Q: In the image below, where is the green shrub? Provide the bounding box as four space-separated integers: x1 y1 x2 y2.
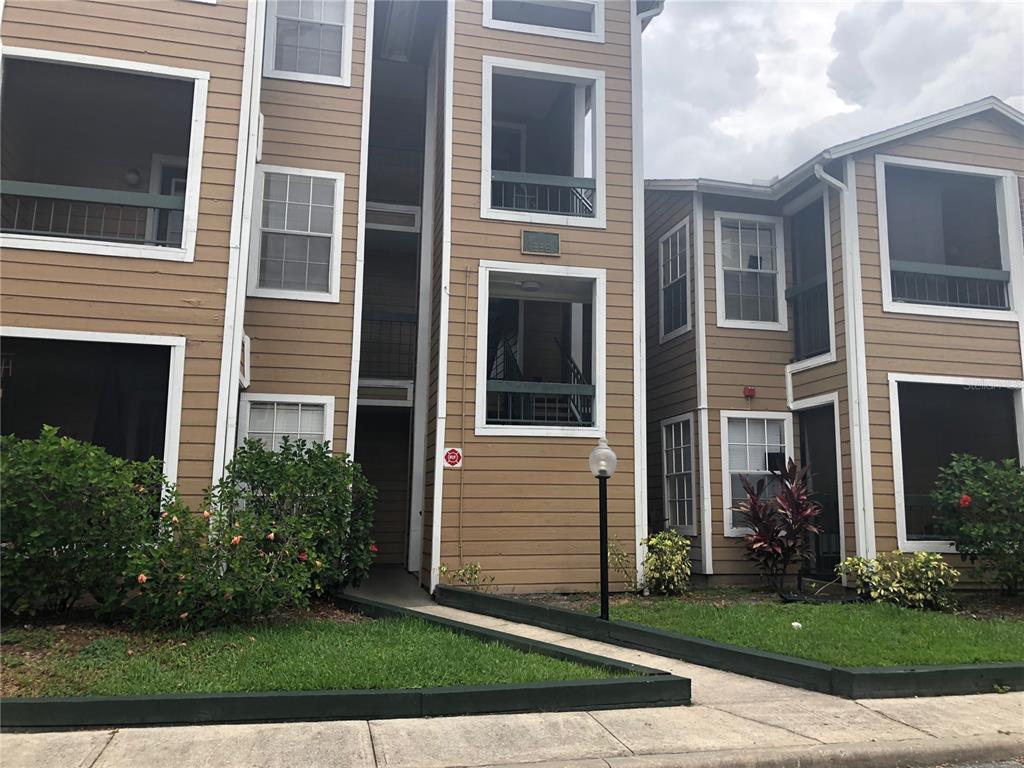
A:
640 531 691 595
0 427 167 618
837 551 959 610
932 454 1024 595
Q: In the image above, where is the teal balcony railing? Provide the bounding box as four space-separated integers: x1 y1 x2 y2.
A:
491 171 595 218
1 180 186 247
890 260 1010 310
486 380 595 427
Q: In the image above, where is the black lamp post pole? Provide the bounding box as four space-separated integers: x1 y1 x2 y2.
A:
598 473 609 621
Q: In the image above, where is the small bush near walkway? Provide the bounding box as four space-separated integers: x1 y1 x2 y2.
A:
838 551 959 611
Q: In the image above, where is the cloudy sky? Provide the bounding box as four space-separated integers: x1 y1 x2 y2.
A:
642 0 1024 182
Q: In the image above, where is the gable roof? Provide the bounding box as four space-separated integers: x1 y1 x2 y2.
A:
647 96 1024 200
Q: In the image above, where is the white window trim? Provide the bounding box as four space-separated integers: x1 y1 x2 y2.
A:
659 217 692 343
720 409 795 537
0 47 208 264
237 392 336 447
0 325 186 488
875 154 1022 323
714 211 788 331
480 56 607 230
482 0 604 43
474 259 606 437
889 372 1024 554
660 412 696 535
247 164 345 303
263 0 355 87
358 378 414 408
183 0 217 4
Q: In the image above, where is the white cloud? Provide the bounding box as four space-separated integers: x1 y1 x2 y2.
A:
643 0 1023 182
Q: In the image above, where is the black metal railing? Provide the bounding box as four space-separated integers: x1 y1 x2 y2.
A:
904 493 945 541
360 312 417 380
890 260 1010 310
786 275 830 361
1 180 186 247
487 380 596 427
491 170 595 217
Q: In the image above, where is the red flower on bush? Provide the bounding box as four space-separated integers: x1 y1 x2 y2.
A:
298 551 309 562
137 573 148 584
370 544 379 554
230 535 242 546
266 532 275 541
960 494 972 508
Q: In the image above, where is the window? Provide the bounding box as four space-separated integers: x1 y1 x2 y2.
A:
661 415 695 533
877 156 1017 319
721 412 793 536
786 192 832 362
715 213 786 330
248 166 343 302
475 261 605 437
659 219 690 341
890 375 1022 551
481 57 606 228
0 49 208 262
264 0 355 86
483 0 604 43
238 394 335 449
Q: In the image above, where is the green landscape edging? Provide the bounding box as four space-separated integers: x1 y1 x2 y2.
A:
0 594 690 731
434 586 1024 699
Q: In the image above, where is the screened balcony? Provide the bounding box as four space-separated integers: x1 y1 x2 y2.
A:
786 194 831 361
487 69 597 219
884 164 1011 311
0 57 195 251
359 228 419 381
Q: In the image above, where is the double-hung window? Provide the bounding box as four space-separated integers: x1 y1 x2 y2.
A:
716 213 786 330
265 0 354 86
659 219 690 341
238 394 335 450
248 166 343 302
661 415 695 533
721 412 793 535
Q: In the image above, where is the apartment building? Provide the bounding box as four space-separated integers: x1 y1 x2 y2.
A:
0 0 662 592
645 97 1024 581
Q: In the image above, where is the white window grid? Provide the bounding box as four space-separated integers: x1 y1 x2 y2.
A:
662 416 695 532
726 417 787 531
272 0 346 77
660 220 689 339
721 218 779 323
244 401 327 450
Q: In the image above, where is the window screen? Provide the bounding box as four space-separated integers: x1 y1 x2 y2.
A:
660 223 688 336
258 172 335 293
721 218 779 323
662 418 694 530
273 0 347 78
245 401 326 450
727 417 786 530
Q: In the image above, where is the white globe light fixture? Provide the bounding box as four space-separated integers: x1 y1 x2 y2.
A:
589 438 617 620
588 437 617 478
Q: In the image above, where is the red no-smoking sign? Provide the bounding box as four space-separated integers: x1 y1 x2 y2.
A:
443 447 463 469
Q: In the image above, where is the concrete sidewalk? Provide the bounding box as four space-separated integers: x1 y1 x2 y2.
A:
4 581 1023 767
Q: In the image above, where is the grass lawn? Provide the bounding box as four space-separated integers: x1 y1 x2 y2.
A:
542 591 1024 668
0 606 623 698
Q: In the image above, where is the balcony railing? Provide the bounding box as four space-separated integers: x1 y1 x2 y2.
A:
0 180 186 247
890 260 1010 311
491 171 595 218
786 275 830 361
487 380 595 427
360 312 417 380
904 493 944 541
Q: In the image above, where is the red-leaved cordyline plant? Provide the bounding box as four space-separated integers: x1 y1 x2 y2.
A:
733 459 822 595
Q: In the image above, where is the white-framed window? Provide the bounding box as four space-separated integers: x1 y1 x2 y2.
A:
247 165 344 302
264 0 355 87
475 260 606 437
889 373 1023 553
481 56 606 229
720 410 794 536
0 48 209 263
482 0 604 43
661 414 696 534
238 393 335 449
714 212 787 331
659 218 691 342
876 154 1021 322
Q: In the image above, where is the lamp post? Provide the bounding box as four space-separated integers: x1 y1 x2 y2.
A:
588 438 617 621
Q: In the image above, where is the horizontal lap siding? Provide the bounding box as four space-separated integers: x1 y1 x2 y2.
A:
644 189 700 558
242 1 369 452
856 114 1024 555
438 0 637 592
0 0 248 502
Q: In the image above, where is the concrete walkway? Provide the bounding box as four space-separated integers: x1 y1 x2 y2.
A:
4 575 1023 768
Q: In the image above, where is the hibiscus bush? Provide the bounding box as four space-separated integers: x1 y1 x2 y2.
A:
0 427 168 618
932 454 1024 595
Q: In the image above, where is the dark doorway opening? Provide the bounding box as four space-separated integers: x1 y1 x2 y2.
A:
355 405 413 567
799 404 841 576
1 337 170 462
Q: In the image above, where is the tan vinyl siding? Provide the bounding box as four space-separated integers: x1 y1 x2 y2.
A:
436 0 637 591
0 0 249 503
853 114 1024 555
242 0 369 453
